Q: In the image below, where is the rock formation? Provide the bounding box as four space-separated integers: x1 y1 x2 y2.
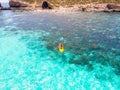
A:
9 0 28 8
0 3 1 10
106 4 120 12
0 0 120 12
42 1 53 9
9 0 21 7
107 4 120 9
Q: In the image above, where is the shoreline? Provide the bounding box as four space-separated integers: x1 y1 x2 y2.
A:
0 1 120 13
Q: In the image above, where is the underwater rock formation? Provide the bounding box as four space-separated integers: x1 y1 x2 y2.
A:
69 59 89 66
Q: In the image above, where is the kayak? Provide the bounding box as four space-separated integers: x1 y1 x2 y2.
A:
59 47 64 53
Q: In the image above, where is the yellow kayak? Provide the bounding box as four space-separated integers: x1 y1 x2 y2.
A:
58 43 64 53
59 47 64 53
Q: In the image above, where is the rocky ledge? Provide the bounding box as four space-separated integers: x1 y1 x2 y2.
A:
9 0 31 10
0 0 30 10
59 3 120 12
104 4 120 12
8 0 53 10
0 0 120 12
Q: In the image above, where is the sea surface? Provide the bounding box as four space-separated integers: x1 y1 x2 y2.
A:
0 10 120 90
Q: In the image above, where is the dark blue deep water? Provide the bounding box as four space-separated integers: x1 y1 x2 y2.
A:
0 11 120 89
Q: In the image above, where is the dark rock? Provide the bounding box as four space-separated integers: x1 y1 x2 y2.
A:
104 9 120 13
112 9 120 12
82 8 86 12
9 0 28 8
87 64 94 71
106 4 120 10
69 60 83 65
114 68 120 76
107 4 114 9
1 7 11 10
69 57 89 66
42 1 52 9
9 1 21 8
0 3 1 7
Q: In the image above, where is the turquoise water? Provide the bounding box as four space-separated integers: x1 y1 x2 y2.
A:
0 11 120 90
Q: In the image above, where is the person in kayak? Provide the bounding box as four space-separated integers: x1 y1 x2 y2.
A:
58 43 64 53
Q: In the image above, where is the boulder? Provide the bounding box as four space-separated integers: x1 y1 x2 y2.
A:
9 1 21 8
105 4 120 12
82 7 86 11
9 0 28 8
42 1 52 9
106 4 120 10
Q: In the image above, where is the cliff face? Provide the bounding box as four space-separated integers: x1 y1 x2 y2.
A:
21 0 120 5
19 0 120 11
9 0 53 9
1 0 120 12
9 0 120 8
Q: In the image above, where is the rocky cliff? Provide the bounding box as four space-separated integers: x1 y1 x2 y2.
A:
1 0 120 12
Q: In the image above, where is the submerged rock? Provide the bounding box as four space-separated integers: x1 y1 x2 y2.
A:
69 58 94 71
114 68 120 76
87 63 94 71
90 43 101 50
69 57 89 66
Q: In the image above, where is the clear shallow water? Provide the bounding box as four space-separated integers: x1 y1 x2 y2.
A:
0 11 120 90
